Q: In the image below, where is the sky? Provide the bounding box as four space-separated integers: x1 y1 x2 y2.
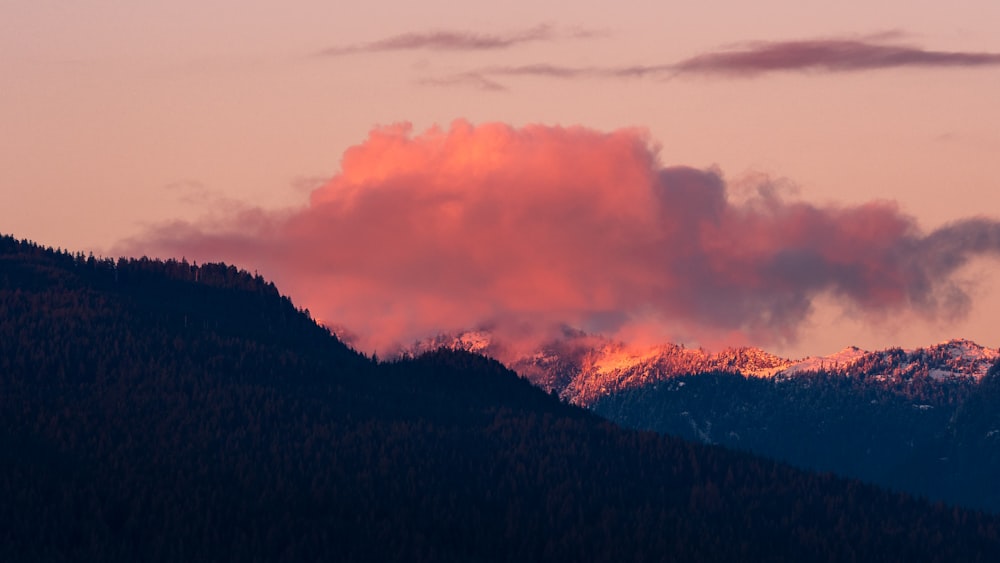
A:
3 1 1000 358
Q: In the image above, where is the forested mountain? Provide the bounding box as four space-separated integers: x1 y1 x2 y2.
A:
415 328 1000 512
591 363 1000 513
4 234 1000 562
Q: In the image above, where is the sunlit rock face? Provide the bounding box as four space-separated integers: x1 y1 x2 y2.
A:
410 330 999 405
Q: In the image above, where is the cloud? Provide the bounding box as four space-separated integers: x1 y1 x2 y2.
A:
416 63 672 92
421 63 671 90
494 62 673 79
123 121 1000 354
672 37 1000 77
317 24 594 56
422 35 1000 89
417 72 508 92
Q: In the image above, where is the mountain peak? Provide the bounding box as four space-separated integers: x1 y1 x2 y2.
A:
408 329 998 405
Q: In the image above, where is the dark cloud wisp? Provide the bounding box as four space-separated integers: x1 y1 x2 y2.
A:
422 36 1000 89
672 38 1000 77
318 24 585 56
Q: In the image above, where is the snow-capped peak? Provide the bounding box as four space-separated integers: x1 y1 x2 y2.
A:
405 329 999 405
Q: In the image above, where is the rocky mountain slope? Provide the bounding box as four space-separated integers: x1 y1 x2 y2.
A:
412 330 999 405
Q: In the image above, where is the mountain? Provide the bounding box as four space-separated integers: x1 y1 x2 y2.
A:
411 330 1000 512
587 349 1000 512
410 329 1000 405
777 339 999 380
5 233 1000 561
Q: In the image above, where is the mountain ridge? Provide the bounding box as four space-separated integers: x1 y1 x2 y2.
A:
409 330 999 405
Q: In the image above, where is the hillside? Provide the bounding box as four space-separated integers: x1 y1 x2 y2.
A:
415 329 1000 512
591 363 1000 513
3 234 1000 562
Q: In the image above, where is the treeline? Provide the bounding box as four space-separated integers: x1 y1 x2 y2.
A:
3 234 1000 562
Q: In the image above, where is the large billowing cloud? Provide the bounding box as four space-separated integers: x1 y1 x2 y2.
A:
126 121 1000 354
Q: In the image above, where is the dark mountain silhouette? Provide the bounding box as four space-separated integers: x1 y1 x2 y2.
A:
3 233 1000 562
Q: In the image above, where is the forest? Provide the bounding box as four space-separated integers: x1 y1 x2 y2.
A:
592 359 1000 513
3 234 1000 562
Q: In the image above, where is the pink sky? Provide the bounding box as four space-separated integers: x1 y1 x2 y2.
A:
3 2 999 357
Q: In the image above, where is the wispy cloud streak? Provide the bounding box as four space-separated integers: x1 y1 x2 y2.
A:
423 35 1000 89
493 63 670 79
673 38 1000 77
423 63 672 91
317 24 594 56
417 72 509 92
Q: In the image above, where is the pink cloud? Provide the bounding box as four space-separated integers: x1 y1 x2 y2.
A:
124 121 1000 354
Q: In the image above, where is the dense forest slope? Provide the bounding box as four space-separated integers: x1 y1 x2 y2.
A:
3 234 1000 562
592 363 1000 513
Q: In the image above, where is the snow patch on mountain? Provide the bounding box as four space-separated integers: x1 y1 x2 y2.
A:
780 346 868 376
407 330 999 405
